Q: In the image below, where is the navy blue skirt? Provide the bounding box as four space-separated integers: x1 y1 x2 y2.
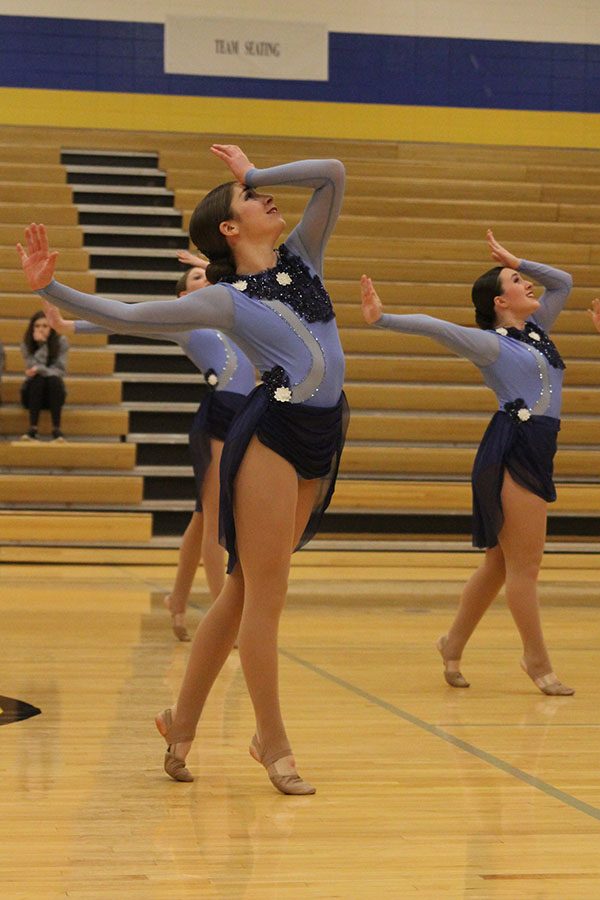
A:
219 386 349 572
188 390 248 512
472 410 560 549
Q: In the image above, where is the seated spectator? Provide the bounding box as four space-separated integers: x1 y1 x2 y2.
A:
20 310 68 441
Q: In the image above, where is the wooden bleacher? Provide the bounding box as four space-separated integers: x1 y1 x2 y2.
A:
0 124 599 555
0 139 148 547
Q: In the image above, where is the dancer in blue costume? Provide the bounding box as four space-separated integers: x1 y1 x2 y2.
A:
42 257 256 642
361 230 574 697
18 144 347 793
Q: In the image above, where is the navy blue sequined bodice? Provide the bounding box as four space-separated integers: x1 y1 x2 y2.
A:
221 244 335 324
504 321 565 371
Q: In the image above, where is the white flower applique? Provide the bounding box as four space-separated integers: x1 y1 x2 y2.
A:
232 279 248 291
495 327 508 336
528 331 541 341
517 408 531 422
276 271 292 286
274 386 292 402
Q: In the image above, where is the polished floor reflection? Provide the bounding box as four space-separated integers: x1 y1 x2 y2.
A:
1 557 600 899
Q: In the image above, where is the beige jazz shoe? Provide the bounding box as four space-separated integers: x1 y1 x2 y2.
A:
155 708 194 782
436 636 470 688
163 595 191 642
249 735 316 795
520 659 575 696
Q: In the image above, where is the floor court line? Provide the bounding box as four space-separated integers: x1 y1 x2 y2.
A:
280 647 600 824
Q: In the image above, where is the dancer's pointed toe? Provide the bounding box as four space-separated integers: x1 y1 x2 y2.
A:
249 735 316 795
155 708 195 782
437 636 470 688
520 659 574 696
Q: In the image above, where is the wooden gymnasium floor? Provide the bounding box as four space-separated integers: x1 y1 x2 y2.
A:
2 549 600 899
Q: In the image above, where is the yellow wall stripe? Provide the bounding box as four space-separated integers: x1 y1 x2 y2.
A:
2 87 600 148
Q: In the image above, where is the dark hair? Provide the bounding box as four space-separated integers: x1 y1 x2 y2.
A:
23 310 60 364
471 266 504 330
189 181 237 283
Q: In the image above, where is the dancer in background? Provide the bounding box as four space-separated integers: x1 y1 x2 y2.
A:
20 310 68 441
19 144 347 793
43 256 256 642
361 230 574 696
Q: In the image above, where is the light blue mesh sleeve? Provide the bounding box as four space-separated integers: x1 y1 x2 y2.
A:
74 320 189 345
245 159 345 277
519 259 573 333
38 281 234 334
376 314 500 367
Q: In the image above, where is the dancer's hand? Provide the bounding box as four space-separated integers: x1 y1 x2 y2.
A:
16 223 58 290
589 298 600 333
210 144 254 183
41 299 74 335
25 366 37 377
486 229 521 269
361 274 384 324
176 249 208 270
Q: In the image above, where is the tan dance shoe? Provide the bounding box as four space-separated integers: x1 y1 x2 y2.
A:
520 659 575 696
436 636 470 688
163 595 191 642
249 735 316 795
155 708 194 782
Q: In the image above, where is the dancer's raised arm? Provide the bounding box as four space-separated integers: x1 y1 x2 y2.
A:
212 145 345 276
487 229 572 332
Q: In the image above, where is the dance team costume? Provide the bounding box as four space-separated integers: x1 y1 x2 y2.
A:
38 159 348 567
374 260 572 547
74 322 255 510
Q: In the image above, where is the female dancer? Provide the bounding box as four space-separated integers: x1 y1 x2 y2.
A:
20 310 68 441
18 144 347 793
42 258 256 642
361 230 574 696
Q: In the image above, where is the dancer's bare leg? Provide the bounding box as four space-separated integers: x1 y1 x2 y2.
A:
497 472 552 678
163 566 245 755
200 439 226 601
443 545 506 662
235 438 318 764
164 439 227 639
159 437 317 770
164 512 204 639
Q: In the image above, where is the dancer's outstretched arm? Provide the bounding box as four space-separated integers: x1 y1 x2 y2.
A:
18 224 233 334
42 299 191 346
361 274 499 367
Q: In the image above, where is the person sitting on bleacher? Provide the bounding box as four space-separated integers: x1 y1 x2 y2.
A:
19 310 68 441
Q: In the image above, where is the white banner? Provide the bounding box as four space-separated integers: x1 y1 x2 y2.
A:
164 15 329 81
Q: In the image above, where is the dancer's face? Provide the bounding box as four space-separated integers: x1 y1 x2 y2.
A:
183 266 208 294
33 317 50 342
495 268 539 319
223 184 285 242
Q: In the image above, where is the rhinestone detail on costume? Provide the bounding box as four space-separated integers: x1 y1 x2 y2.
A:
502 321 565 371
214 332 238 390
